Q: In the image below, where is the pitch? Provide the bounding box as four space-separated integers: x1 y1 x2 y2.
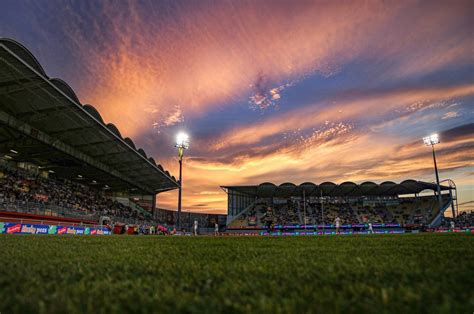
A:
0 234 472 313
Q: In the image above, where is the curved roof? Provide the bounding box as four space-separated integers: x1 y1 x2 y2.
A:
222 180 451 197
0 38 178 194
0 38 47 76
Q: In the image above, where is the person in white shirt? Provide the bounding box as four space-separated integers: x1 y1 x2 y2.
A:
334 216 341 233
368 222 373 234
214 223 219 236
193 220 198 236
450 221 455 232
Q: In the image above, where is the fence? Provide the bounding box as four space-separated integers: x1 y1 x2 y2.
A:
0 200 157 226
0 199 99 221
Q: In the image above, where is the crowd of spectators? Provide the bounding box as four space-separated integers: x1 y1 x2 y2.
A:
232 195 450 227
303 201 359 225
250 199 360 227
0 166 148 222
269 200 300 225
441 211 474 228
154 208 223 230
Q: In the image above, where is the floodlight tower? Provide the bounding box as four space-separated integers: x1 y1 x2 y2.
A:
175 132 189 230
423 134 444 215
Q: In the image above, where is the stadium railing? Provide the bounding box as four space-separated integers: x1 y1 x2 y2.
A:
0 200 157 226
108 216 150 226
0 216 104 229
0 200 99 221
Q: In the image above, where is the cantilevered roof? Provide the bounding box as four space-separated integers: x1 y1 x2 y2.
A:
0 38 178 194
222 180 452 197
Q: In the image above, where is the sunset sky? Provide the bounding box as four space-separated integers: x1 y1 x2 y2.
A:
1 0 473 214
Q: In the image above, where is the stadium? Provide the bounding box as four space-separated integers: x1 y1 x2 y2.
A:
223 180 459 234
1 1 474 312
0 38 229 235
0 38 175 232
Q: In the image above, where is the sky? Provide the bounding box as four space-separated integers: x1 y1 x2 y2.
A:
1 0 473 214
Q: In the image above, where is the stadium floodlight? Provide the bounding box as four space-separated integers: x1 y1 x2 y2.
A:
423 133 444 216
10 149 18 154
423 133 439 146
175 132 190 230
175 132 190 150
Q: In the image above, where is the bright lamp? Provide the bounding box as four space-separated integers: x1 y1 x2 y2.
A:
175 132 190 149
423 134 439 146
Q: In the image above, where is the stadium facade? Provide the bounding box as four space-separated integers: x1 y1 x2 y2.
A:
0 38 180 227
222 181 458 234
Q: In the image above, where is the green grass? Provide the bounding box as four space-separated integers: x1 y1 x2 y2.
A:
0 234 472 314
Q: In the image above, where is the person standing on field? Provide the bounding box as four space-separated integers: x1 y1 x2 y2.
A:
334 216 341 234
368 222 373 234
214 222 219 236
193 220 198 236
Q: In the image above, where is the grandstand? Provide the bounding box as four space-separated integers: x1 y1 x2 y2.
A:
0 38 179 228
222 181 457 233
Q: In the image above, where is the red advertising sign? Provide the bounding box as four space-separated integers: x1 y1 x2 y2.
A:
7 224 21 234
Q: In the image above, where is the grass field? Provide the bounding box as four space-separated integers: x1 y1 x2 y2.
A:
0 233 473 313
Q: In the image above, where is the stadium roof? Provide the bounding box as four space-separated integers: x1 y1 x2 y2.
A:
222 180 452 197
0 38 178 194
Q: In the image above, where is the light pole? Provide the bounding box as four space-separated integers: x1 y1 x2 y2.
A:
423 133 444 215
175 132 189 230
320 190 324 233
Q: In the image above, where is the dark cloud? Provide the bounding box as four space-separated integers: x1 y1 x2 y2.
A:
441 123 474 142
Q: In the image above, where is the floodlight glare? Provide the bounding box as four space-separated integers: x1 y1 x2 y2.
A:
175 132 190 149
423 132 444 216
423 133 439 146
175 131 190 230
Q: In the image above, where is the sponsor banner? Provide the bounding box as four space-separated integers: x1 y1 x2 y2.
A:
86 227 110 235
96 228 111 235
260 230 406 236
229 223 402 230
34 225 49 234
19 224 49 234
3 223 53 234
6 223 21 234
48 225 57 234
0 223 110 235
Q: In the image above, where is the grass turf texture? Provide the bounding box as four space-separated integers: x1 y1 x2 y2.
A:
0 234 472 313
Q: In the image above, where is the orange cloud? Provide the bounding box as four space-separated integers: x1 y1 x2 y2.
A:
46 0 472 138
157 125 473 213
209 84 474 150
